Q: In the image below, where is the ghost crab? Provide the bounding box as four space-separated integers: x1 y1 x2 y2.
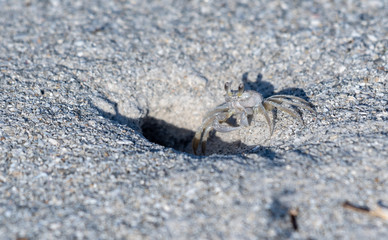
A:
192 82 316 155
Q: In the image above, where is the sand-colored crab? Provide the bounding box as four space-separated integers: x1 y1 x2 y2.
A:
192 82 316 155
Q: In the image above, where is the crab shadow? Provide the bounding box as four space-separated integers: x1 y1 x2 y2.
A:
242 72 274 97
242 72 312 100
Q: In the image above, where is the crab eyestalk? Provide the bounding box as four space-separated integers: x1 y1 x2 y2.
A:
237 83 244 96
224 82 232 96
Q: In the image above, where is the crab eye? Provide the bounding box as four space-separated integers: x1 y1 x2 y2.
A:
237 83 244 96
224 82 232 96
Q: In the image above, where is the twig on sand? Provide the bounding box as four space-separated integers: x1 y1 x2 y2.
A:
342 201 388 220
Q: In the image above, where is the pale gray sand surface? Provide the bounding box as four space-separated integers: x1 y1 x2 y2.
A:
0 0 387 239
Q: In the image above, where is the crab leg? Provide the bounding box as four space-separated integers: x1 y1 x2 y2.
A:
266 96 316 114
193 110 243 155
238 110 249 127
192 128 204 155
267 95 314 107
192 119 214 155
201 104 229 124
256 103 273 136
264 100 303 124
193 106 229 151
201 114 244 154
192 111 228 155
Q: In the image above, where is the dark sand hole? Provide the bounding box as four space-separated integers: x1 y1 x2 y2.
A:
139 115 259 155
140 116 195 153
